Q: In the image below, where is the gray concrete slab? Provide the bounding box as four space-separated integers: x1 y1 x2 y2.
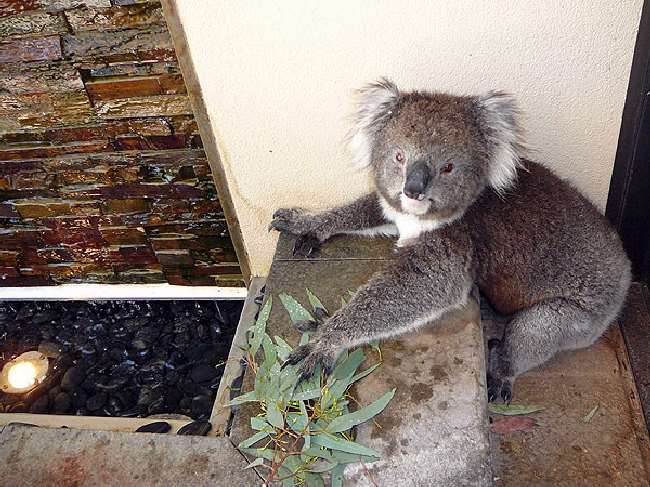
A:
230 234 492 486
0 424 260 486
345 300 492 486
274 232 396 261
489 324 650 486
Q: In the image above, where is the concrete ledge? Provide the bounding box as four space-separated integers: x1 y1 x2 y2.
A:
0 423 259 486
230 234 492 486
345 301 491 486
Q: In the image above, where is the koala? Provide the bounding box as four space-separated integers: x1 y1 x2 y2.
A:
270 78 631 402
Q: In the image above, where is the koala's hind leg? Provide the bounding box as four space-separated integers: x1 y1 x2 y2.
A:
487 298 602 402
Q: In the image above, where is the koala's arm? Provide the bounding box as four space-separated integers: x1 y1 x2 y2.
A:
269 192 392 252
285 225 474 379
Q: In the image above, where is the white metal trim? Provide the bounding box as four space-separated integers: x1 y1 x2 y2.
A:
0 284 247 301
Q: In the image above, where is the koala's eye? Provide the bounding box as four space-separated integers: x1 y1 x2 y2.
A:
394 150 405 164
441 163 454 174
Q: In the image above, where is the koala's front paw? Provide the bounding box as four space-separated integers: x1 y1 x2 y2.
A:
269 208 314 235
269 208 324 256
283 341 338 382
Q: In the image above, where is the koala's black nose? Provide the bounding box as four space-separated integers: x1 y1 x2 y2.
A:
403 160 429 200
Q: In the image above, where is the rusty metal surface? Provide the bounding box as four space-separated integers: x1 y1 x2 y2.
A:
0 424 260 486
490 324 650 486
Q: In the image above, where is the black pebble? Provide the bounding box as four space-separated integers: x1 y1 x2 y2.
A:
86 392 108 412
190 364 218 384
190 394 212 418
53 392 71 413
135 421 171 433
30 395 49 414
60 366 86 391
177 420 211 436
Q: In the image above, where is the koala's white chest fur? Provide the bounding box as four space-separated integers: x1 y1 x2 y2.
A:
380 197 446 246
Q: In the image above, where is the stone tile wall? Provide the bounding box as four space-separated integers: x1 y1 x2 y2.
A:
0 0 243 286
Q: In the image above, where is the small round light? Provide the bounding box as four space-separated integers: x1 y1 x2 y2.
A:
0 351 49 394
8 361 37 390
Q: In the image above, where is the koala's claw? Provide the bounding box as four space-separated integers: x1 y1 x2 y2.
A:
284 343 337 382
292 234 321 256
487 373 513 404
293 320 320 332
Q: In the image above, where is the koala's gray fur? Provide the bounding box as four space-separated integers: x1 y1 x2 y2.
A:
270 78 631 402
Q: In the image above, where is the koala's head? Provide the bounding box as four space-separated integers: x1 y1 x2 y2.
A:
347 78 525 219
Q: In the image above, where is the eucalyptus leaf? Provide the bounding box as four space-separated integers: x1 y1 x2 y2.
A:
306 288 328 314
488 403 545 416
275 335 293 361
266 400 284 429
305 472 325 487
311 433 381 457
327 388 396 433
307 461 337 473
249 297 272 356
303 447 379 465
282 476 296 487
251 416 270 431
238 430 269 449
279 293 314 322
351 363 381 384
227 390 257 406
331 464 345 487
244 457 265 469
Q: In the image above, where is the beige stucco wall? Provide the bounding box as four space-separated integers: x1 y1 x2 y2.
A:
172 0 642 277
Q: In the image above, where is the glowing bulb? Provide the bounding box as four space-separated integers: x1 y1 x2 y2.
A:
0 351 49 394
7 361 37 390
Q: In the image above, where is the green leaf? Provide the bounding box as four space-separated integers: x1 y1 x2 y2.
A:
241 448 277 462
274 335 293 361
347 289 356 297
305 473 325 487
266 400 284 429
332 348 365 381
238 430 269 449
488 403 545 416
351 363 381 384
227 390 257 406
582 404 599 423
282 476 296 487
311 433 381 457
306 288 328 314
287 400 309 432
262 334 277 363
307 461 336 473
293 386 321 401
322 349 365 409
279 293 314 322
299 332 311 346
244 457 265 469
330 450 379 464
327 388 396 433
302 447 379 465
331 464 345 487
250 416 270 431
249 297 272 356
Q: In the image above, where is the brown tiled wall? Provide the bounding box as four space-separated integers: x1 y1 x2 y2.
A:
0 0 243 287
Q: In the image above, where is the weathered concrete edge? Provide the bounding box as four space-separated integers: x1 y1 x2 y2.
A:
210 277 266 435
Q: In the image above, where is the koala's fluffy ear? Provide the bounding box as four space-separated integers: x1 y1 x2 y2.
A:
347 78 401 169
476 91 526 194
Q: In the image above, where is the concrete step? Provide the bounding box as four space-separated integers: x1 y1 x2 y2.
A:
229 234 492 486
0 423 259 486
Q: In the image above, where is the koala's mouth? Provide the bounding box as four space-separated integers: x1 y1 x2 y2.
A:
399 193 431 215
